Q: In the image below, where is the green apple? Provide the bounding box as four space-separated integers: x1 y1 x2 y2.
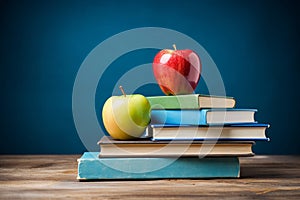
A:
102 86 151 140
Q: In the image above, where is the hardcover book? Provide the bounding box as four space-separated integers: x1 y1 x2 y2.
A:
97 136 255 157
151 108 257 125
148 123 270 141
77 152 240 180
147 94 236 109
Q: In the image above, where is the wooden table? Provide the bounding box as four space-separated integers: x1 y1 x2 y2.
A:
0 155 299 199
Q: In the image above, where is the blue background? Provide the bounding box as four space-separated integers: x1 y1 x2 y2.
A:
1 0 299 154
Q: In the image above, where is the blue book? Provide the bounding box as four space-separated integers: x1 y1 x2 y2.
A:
77 152 240 180
151 109 257 125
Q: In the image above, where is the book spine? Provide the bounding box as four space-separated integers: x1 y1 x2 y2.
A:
151 110 207 125
147 95 199 109
77 152 240 180
151 138 269 142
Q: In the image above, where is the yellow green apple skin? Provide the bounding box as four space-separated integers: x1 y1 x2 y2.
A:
102 94 151 140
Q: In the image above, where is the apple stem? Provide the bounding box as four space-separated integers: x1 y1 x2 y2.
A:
173 44 177 51
119 86 126 97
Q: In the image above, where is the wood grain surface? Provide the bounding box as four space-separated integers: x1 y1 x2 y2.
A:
0 155 299 199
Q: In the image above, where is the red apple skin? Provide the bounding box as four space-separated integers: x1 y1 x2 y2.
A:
153 49 201 95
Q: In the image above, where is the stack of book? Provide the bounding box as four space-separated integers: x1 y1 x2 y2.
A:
77 94 269 180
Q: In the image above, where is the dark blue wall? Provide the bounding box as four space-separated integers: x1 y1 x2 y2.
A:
1 0 299 154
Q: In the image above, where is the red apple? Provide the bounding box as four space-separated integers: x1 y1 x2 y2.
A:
153 45 201 95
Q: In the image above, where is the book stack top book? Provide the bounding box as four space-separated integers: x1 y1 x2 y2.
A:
147 94 236 109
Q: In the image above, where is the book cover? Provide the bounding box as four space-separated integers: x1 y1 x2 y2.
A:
148 123 270 141
147 94 236 109
97 136 255 157
77 152 240 180
151 108 257 125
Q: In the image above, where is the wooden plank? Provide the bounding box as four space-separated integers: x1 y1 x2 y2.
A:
0 155 299 199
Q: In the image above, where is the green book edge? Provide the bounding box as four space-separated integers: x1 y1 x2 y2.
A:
146 94 235 109
147 94 199 109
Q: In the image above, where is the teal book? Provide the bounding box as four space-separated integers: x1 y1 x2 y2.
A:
151 108 257 125
77 152 240 180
